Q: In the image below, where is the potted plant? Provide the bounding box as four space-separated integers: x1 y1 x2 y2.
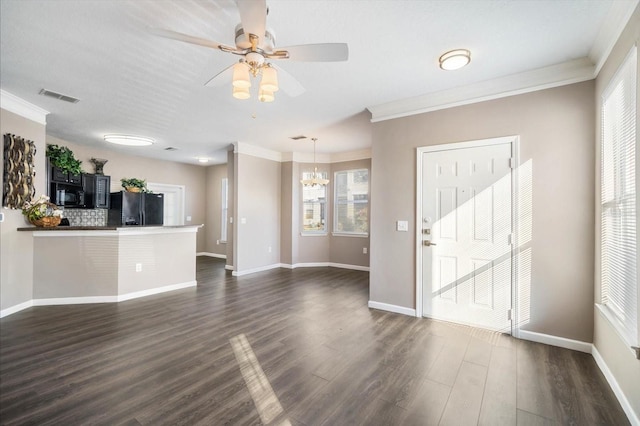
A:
46 144 82 175
22 194 63 227
120 177 148 193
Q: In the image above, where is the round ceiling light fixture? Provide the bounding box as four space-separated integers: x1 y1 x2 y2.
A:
196 157 210 163
439 49 471 71
104 134 154 146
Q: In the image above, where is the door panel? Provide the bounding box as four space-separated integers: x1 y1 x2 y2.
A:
422 143 512 331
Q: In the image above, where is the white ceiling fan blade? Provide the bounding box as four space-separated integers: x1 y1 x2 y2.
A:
236 0 267 41
204 64 235 87
272 64 305 97
273 43 349 62
149 27 235 51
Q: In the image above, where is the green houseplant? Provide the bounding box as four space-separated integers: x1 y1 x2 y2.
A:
120 177 148 193
46 144 82 175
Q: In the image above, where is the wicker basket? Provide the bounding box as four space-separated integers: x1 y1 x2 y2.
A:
30 216 62 227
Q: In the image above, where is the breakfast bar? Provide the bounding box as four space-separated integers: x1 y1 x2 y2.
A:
18 225 202 304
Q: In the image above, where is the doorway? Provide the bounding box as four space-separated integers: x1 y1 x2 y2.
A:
146 182 185 226
416 136 517 332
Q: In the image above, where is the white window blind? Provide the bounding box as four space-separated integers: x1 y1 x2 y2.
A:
601 46 638 347
221 178 228 242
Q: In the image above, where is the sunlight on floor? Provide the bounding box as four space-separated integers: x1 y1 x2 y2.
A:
230 334 291 426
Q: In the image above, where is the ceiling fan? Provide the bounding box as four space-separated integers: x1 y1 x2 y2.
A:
150 0 349 101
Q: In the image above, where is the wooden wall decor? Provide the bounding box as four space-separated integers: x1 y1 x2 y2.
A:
3 133 36 209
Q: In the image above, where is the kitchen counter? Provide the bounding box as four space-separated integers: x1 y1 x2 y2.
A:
26 225 202 305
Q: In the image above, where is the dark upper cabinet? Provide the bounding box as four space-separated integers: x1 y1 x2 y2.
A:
51 166 81 186
82 174 111 209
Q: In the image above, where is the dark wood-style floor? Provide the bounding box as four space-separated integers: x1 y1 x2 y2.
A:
0 257 629 425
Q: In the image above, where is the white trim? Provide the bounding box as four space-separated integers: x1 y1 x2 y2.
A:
368 58 595 123
368 301 416 317
595 304 639 357
31 226 201 237
33 296 119 305
225 265 234 271
0 300 34 318
232 263 283 276
235 142 282 162
146 182 186 226
518 330 592 354
330 149 372 163
328 262 369 271
241 262 370 273
415 136 519 324
589 0 640 75
197 252 227 259
331 232 369 238
0 89 49 125
117 280 197 301
592 346 640 426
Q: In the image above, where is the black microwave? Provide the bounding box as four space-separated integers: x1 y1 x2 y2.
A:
55 188 86 208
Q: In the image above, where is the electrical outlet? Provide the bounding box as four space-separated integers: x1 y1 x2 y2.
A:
397 220 409 232
216 239 220 245
135 263 142 272
186 216 192 222
268 246 272 253
363 247 368 254
241 218 247 224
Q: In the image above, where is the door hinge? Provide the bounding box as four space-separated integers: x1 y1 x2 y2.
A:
509 158 516 169
507 309 512 321
507 233 514 245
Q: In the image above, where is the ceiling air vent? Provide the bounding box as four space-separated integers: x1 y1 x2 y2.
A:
289 135 307 140
164 147 178 151
38 89 80 104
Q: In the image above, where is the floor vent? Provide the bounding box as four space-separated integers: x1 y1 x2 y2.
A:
38 89 80 103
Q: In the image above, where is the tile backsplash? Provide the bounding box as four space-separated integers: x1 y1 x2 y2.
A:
63 209 107 227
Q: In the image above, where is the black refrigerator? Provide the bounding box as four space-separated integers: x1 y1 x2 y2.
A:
108 192 164 226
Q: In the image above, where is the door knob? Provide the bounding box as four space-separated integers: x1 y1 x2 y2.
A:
423 240 437 246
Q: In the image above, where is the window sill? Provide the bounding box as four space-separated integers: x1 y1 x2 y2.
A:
219 240 227 244
300 233 328 237
331 232 369 238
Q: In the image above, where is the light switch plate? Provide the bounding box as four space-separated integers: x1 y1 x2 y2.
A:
397 220 409 232
241 218 247 224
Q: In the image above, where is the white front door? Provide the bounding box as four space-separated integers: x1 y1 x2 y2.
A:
421 140 513 331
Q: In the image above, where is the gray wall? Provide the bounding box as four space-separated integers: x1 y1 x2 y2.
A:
593 5 640 417
0 108 46 312
235 153 281 272
370 80 595 342
48 136 208 252
204 163 228 256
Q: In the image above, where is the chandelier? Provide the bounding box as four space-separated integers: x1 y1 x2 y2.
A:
300 138 329 187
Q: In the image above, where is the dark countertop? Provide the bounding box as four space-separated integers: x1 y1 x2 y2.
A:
17 225 203 231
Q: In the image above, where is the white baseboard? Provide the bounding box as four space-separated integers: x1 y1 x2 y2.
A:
518 329 592 353
225 265 234 271
592 346 640 426
232 263 283 276
0 300 34 318
368 300 416 317
1 281 198 317
280 262 370 272
197 252 227 259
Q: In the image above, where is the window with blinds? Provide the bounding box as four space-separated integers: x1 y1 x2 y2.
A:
600 46 638 346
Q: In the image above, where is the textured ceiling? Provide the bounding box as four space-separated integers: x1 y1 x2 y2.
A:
0 0 633 165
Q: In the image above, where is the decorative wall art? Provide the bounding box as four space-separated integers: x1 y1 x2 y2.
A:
3 133 36 209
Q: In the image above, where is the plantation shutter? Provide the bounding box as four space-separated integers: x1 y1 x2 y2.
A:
601 46 638 346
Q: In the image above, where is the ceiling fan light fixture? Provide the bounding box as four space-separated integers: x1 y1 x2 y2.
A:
232 62 251 88
258 88 275 103
439 49 471 71
104 134 154 146
260 66 279 92
233 85 251 100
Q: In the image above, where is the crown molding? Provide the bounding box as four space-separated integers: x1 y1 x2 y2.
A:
234 142 282 162
331 149 371 163
589 0 639 75
367 57 596 123
0 90 49 125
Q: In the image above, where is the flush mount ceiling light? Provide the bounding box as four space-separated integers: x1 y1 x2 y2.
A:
439 49 471 71
104 134 154 146
197 157 210 163
300 138 329 187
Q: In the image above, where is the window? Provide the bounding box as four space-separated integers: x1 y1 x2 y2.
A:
601 46 637 346
334 169 369 235
301 171 327 234
221 178 228 242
